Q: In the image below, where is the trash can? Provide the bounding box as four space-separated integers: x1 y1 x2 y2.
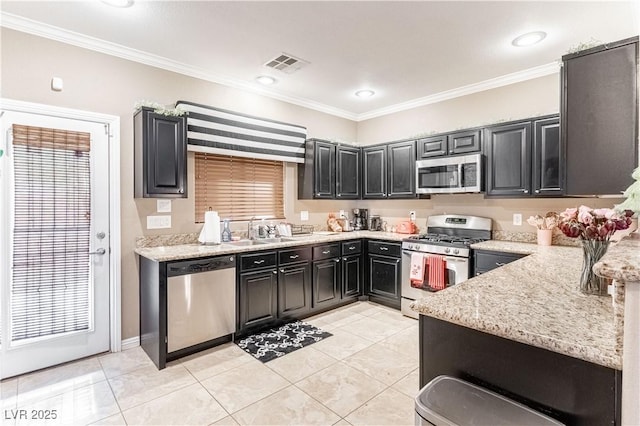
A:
415 376 564 426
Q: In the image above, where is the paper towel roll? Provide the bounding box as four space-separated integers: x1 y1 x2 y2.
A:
198 210 221 245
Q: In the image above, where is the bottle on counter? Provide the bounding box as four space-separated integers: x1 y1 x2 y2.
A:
221 219 232 242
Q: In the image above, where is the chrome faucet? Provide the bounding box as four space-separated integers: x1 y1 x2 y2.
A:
248 217 257 240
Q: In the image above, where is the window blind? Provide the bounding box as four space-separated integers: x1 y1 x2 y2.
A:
10 124 92 342
194 153 285 222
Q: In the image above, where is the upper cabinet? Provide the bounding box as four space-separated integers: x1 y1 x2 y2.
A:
298 138 360 199
134 107 187 198
485 115 562 197
363 140 416 199
562 37 638 195
417 129 481 159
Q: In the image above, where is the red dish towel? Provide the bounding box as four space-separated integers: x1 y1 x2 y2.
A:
410 252 426 287
427 254 447 290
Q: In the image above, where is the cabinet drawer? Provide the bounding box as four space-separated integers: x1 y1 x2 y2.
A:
367 240 401 257
240 251 277 271
313 244 340 260
474 250 526 274
341 240 362 255
279 246 312 265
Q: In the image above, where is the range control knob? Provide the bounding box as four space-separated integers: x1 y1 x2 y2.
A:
453 249 459 255
444 248 451 254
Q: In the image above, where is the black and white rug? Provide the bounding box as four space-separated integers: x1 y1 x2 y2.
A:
236 321 332 363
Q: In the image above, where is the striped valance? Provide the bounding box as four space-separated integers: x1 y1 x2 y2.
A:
176 100 307 163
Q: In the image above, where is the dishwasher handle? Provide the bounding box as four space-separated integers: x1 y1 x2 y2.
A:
167 256 236 277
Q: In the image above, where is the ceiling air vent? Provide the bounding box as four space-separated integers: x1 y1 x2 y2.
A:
264 53 309 74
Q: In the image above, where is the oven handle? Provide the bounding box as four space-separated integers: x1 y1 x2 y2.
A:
402 250 467 264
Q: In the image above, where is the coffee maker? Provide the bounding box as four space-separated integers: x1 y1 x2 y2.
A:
352 208 369 230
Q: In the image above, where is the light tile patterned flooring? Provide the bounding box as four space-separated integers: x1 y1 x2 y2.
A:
0 302 419 425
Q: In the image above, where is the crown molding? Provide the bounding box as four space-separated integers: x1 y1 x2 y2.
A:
2 12 559 123
355 62 561 121
0 12 358 121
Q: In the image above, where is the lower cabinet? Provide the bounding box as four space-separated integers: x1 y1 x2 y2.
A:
239 268 278 333
312 258 340 309
278 262 311 319
474 250 526 276
342 255 362 298
366 240 401 309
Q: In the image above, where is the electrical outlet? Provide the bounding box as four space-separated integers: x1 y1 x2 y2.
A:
339 210 345 218
513 213 522 226
300 210 309 221
409 211 416 222
147 215 171 229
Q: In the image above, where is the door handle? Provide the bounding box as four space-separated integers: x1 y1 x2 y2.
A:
254 260 265 264
380 247 388 251
290 255 299 259
89 248 106 255
322 250 331 254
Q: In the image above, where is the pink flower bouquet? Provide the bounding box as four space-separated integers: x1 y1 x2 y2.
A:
558 206 632 241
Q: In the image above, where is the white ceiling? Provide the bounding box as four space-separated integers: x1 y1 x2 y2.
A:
1 1 639 121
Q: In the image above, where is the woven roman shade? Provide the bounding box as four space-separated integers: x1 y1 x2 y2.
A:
194 153 285 222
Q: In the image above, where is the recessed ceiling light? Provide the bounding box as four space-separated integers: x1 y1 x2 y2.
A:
512 31 547 47
101 0 134 8
256 75 277 86
355 89 375 99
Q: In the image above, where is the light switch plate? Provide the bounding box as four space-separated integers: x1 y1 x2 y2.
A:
157 199 171 213
409 211 416 222
147 215 171 229
300 210 309 221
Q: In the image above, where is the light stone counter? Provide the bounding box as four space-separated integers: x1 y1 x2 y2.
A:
135 231 411 262
411 240 622 370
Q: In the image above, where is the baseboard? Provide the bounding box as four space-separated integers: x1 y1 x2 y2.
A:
121 336 140 351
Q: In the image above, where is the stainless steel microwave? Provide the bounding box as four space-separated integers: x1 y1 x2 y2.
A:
416 153 483 194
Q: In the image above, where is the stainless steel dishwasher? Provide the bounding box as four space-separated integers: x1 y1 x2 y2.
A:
166 255 236 353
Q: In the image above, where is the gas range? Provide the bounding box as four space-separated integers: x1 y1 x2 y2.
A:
401 215 493 258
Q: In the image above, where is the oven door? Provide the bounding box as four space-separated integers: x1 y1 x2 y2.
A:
401 249 470 318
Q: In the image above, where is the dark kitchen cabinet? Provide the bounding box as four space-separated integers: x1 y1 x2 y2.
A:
341 240 363 299
562 36 638 195
238 252 278 335
473 250 527 276
485 121 532 197
134 107 187 198
417 129 481 158
366 240 401 309
312 243 341 309
485 115 562 197
298 139 360 199
278 263 311 319
277 246 312 319
363 140 416 199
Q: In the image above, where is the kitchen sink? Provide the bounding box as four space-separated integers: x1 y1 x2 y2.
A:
222 239 263 247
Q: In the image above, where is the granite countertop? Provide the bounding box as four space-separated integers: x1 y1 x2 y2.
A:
135 231 411 262
594 232 640 283
411 240 622 370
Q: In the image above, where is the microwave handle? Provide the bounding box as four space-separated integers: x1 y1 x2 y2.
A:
458 163 463 187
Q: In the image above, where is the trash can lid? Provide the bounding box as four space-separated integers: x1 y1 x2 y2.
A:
415 376 564 426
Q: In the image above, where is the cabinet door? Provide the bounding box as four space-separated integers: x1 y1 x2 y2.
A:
312 259 340 309
336 145 361 199
533 117 563 196
362 146 387 198
563 38 638 195
417 135 447 158
342 255 362 299
367 254 401 307
387 141 416 198
313 140 335 198
135 109 187 198
239 269 278 332
448 129 481 155
278 263 311 319
485 122 532 197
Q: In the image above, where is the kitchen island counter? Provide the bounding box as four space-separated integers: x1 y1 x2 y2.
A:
411 240 621 370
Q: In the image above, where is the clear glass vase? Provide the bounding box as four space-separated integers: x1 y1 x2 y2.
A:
579 239 611 296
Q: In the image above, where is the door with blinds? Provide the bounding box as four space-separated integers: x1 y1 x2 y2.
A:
0 111 110 379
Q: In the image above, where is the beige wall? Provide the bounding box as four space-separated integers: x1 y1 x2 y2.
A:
1 29 624 342
1 28 357 340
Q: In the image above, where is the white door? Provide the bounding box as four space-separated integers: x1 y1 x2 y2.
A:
0 111 110 379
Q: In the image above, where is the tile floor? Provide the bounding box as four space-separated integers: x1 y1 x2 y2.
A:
0 302 419 425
